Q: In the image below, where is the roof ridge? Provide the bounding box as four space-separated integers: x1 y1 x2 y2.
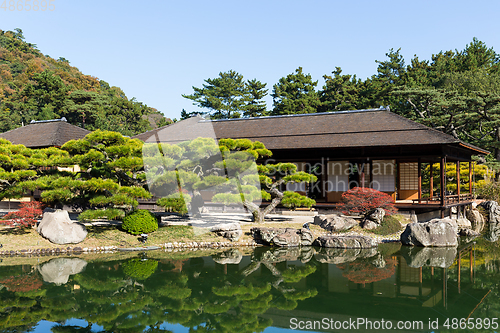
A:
203 107 388 123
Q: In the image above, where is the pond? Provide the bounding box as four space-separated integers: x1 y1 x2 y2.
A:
0 239 499 333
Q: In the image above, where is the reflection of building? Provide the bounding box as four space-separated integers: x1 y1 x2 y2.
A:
261 245 488 330
134 108 488 218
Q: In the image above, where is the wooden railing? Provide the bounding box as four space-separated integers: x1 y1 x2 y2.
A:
412 193 473 205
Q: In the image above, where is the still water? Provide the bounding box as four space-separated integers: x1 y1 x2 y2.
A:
0 239 499 333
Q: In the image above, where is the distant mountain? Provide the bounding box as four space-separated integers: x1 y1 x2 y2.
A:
0 28 171 136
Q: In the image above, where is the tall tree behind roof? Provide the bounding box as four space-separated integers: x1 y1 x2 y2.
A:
182 70 268 119
270 67 321 116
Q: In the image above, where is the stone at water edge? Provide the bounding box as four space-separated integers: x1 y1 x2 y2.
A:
210 222 242 242
250 227 313 247
37 210 87 245
313 235 378 249
479 201 500 224
458 228 480 237
400 218 458 247
456 217 472 229
465 208 485 233
313 214 358 232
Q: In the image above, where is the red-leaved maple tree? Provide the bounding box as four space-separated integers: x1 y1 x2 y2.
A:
1 201 43 228
338 187 397 216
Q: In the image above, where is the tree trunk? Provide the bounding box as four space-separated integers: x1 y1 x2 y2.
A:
242 200 265 223
243 186 284 223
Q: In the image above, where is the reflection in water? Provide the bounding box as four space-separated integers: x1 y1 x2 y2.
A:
0 240 499 332
400 246 457 268
38 258 87 285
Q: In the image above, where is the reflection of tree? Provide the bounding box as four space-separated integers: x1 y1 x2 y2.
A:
0 251 321 333
122 258 159 280
0 273 43 293
242 250 318 315
0 270 46 331
337 256 397 286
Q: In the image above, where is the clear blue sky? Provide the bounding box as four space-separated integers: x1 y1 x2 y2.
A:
1 0 499 120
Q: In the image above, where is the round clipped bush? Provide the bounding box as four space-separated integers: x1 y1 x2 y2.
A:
122 209 158 235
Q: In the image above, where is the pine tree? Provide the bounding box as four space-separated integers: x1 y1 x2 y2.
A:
271 67 321 115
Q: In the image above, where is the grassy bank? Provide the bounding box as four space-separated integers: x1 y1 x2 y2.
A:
0 221 330 253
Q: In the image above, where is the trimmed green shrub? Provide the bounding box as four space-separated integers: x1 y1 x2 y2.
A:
121 209 158 235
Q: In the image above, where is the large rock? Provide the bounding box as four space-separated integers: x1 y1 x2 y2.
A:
313 214 358 232
362 220 379 230
37 210 87 244
465 207 485 233
210 222 242 241
400 246 457 268
366 208 385 224
400 218 458 247
478 201 500 242
251 227 313 247
479 200 500 224
456 216 472 229
459 228 480 237
314 247 379 264
313 235 377 248
38 258 87 285
361 208 386 230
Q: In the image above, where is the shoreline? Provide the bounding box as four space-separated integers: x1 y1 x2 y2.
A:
0 234 402 258
0 212 405 258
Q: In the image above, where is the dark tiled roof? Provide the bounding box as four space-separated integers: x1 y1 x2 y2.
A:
132 108 489 154
0 120 91 148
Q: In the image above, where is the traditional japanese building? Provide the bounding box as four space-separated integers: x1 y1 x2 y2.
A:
0 118 90 148
133 107 489 217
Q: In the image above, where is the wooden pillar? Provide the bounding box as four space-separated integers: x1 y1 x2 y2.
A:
456 161 460 202
430 163 434 200
360 162 365 188
369 159 373 188
458 252 461 293
443 268 447 308
469 161 473 196
470 247 474 282
440 156 446 207
418 158 422 202
397 161 401 200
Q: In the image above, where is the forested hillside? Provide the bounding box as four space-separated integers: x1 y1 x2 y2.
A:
0 28 170 136
183 39 500 160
